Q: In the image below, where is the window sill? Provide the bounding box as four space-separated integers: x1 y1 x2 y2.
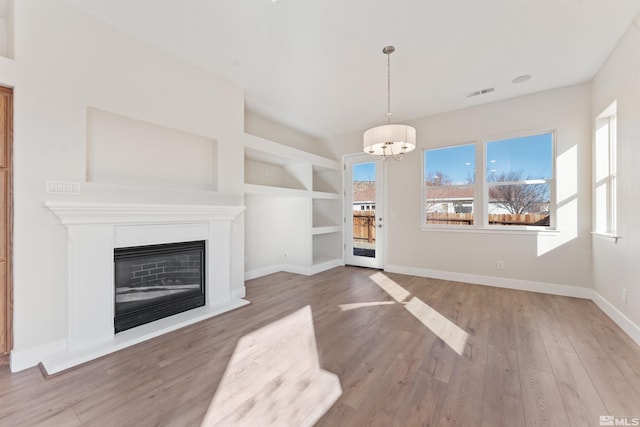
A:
591 231 620 243
420 226 561 236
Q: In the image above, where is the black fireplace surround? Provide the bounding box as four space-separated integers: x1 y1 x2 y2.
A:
114 240 206 333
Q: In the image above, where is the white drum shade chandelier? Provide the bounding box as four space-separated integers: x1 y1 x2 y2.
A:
363 46 416 161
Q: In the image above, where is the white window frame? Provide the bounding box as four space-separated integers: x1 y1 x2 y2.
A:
422 143 477 228
421 130 556 232
592 101 618 242
484 130 556 231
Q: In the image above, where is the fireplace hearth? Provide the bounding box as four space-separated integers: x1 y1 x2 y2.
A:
114 240 206 333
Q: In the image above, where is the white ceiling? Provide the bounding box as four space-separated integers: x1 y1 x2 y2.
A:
65 0 640 139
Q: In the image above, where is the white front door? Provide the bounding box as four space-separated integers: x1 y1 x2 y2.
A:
345 154 384 269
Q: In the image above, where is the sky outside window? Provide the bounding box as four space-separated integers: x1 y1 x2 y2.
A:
486 133 553 181
424 144 476 185
353 162 376 181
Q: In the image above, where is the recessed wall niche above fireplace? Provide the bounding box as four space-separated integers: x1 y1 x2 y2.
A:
114 241 206 333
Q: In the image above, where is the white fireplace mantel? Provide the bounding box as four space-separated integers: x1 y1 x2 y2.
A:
41 201 248 375
45 201 246 224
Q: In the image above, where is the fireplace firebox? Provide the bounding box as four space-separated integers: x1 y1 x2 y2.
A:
114 240 206 333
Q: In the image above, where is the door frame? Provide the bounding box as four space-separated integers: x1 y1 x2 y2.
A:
0 85 12 361
343 153 384 269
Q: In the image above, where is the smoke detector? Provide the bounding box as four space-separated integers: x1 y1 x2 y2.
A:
512 74 532 84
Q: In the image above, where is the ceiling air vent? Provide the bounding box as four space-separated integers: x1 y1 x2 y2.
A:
467 88 495 98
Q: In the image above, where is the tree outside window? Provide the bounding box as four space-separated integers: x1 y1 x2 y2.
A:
486 133 553 227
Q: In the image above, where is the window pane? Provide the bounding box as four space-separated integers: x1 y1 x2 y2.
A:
593 104 617 234
426 185 474 225
595 182 608 232
425 144 475 185
352 162 376 258
488 183 550 226
486 133 553 182
595 119 610 182
424 144 475 226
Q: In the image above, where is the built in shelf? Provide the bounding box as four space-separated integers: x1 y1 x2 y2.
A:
244 183 309 197
312 165 341 194
311 191 340 199
244 133 343 278
312 225 341 235
244 134 340 169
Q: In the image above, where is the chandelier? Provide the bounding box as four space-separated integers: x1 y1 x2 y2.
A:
363 46 416 161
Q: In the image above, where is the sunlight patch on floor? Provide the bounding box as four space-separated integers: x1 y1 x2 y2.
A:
370 272 469 355
338 301 396 311
369 272 411 302
201 306 341 427
404 297 468 355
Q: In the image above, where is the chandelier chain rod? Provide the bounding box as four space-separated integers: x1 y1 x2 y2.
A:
386 50 391 124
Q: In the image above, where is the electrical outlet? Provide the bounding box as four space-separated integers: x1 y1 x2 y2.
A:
623 288 628 304
496 260 504 270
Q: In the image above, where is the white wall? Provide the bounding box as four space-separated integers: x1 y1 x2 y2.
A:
86 108 219 191
591 16 640 327
0 0 13 59
244 195 310 275
324 83 593 289
3 0 246 363
245 110 335 159
6 0 638 368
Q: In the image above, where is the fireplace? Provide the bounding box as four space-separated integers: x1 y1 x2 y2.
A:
40 201 248 375
114 240 206 333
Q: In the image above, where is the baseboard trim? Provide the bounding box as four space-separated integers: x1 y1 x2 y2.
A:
281 265 313 276
245 264 287 281
245 261 345 280
308 259 344 276
10 339 67 373
384 264 593 299
384 264 640 347
591 290 640 347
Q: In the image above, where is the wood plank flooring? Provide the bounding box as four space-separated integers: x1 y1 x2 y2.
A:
1 266 639 426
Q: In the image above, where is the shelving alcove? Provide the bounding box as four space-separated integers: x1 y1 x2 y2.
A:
243 134 343 279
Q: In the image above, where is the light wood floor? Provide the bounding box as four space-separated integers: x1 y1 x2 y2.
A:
1 267 639 426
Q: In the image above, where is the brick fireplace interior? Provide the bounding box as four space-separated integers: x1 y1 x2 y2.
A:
114 240 206 333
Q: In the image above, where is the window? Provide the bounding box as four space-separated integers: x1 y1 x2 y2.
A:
486 132 554 227
423 131 555 230
424 144 476 226
594 102 617 235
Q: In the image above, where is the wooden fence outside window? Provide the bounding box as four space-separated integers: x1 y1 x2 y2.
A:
426 212 550 226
